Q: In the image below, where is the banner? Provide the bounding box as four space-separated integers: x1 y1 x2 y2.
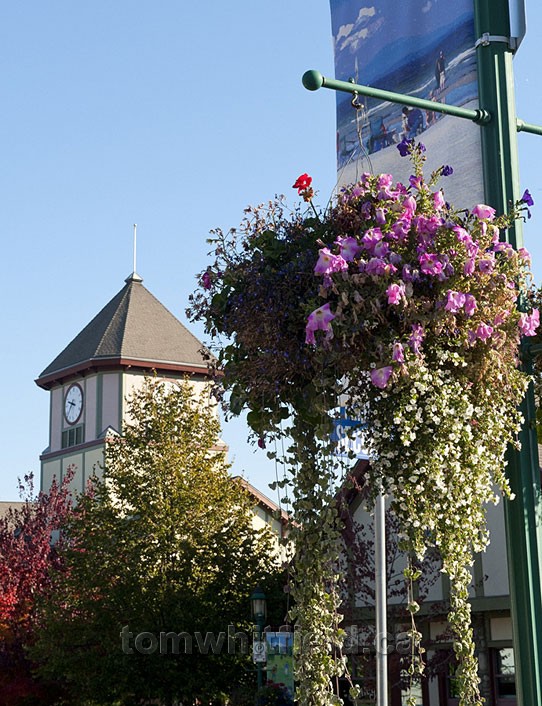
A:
329 0 484 208
265 631 294 694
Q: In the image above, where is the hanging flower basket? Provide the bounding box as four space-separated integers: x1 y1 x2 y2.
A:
188 142 537 706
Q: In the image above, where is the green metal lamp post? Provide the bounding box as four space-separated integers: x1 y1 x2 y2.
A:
251 587 267 691
474 2 542 704
302 1 542 702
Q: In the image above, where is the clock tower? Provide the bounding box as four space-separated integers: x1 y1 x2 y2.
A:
35 272 212 494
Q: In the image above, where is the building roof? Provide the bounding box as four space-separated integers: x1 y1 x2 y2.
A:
0 501 25 519
36 273 210 389
233 476 290 524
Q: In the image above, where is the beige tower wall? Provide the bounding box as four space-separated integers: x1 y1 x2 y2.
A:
41 458 62 493
49 387 63 453
41 444 105 496
84 375 98 443
102 372 121 433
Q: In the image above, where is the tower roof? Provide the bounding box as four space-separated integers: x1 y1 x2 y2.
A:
36 273 210 389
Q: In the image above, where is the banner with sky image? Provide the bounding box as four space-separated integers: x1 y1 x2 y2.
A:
329 0 485 208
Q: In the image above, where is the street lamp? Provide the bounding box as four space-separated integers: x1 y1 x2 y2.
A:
251 587 267 690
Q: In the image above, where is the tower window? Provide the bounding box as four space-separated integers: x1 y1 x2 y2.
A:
62 425 84 449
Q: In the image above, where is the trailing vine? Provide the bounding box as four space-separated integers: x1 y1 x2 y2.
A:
187 142 537 706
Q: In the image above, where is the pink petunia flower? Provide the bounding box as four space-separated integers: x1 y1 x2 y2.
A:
475 323 494 341
419 253 443 276
463 258 476 276
386 282 405 305
518 248 532 266
377 174 393 189
472 203 496 221
464 294 477 317
375 207 387 224
433 190 446 210
314 248 348 276
453 226 471 243
478 257 495 274
361 228 384 254
493 310 510 326
489 225 500 244
336 236 362 262
305 303 336 345
371 366 394 389
365 258 397 277
445 290 466 313
519 309 540 337
392 219 411 240
402 195 417 216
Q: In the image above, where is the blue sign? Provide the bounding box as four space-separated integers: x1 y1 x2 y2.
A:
331 409 370 459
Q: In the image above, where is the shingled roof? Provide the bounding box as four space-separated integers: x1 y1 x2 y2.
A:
36 273 210 389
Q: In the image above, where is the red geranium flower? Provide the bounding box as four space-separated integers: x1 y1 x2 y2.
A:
292 173 312 193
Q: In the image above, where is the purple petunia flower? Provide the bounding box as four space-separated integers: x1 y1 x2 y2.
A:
375 207 387 224
371 366 394 389
409 323 424 354
365 257 397 276
392 342 405 363
201 271 212 290
397 138 414 157
521 189 534 207
409 174 423 191
441 165 454 177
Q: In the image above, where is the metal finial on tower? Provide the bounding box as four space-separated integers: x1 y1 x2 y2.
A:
133 223 137 274
125 223 143 283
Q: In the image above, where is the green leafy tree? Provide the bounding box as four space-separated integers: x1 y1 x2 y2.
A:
33 378 282 705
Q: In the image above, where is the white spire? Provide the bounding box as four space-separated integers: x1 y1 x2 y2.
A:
133 223 137 274
125 223 143 283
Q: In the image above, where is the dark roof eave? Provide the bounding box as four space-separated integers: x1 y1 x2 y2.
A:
36 355 210 390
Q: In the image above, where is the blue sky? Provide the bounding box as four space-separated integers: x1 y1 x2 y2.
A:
1 2 542 501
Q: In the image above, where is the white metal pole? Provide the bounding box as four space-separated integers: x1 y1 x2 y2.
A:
133 223 137 274
375 490 388 706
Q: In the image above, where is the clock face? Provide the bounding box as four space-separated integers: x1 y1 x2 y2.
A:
64 383 83 425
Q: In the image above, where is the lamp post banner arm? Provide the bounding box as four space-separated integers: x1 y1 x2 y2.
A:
302 70 491 125
516 119 542 136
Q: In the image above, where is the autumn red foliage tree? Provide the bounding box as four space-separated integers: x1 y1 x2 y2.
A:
0 470 75 705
